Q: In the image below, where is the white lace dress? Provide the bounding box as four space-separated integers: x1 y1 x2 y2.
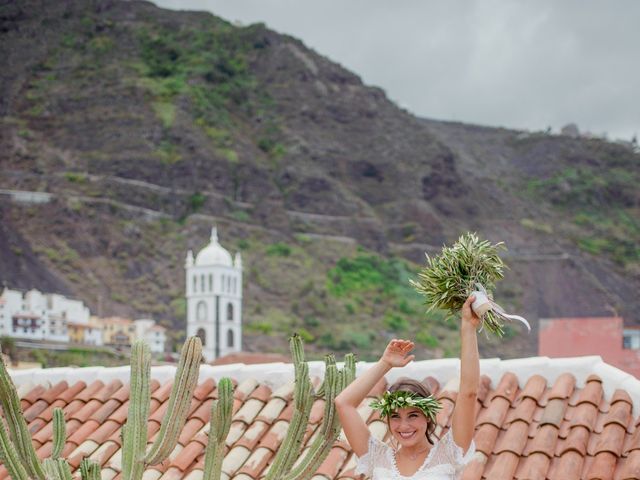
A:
355 430 475 480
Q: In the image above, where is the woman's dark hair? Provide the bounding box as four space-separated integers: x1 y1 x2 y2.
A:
388 378 438 444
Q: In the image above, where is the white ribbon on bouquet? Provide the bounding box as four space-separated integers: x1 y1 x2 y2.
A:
470 283 531 332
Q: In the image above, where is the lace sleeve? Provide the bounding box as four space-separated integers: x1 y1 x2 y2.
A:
437 429 475 471
354 435 390 478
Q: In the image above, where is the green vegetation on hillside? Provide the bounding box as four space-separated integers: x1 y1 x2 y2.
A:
524 151 640 272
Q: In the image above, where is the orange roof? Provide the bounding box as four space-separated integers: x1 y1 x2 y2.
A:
3 358 640 480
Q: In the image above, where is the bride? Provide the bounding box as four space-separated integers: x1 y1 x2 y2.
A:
335 295 480 480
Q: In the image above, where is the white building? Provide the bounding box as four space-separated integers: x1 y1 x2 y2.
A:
0 288 90 342
133 318 167 353
185 227 242 362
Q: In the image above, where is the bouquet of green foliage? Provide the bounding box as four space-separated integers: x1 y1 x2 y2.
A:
411 232 530 337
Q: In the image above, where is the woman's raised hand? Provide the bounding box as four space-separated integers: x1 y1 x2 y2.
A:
380 339 415 368
461 295 481 330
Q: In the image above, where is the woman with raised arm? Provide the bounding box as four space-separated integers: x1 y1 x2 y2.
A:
335 295 480 480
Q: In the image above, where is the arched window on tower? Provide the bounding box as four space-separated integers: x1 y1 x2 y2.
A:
193 276 197 293
200 275 205 292
197 328 206 346
197 301 207 322
227 329 234 348
221 275 225 293
227 276 231 293
209 274 213 291
227 303 233 321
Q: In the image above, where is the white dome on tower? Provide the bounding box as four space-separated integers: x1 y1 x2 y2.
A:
195 227 233 267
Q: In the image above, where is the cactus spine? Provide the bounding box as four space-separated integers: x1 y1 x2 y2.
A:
202 377 234 480
51 407 65 460
122 337 202 480
145 336 202 464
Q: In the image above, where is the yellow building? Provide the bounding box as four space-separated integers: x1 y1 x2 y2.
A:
67 322 86 344
98 317 135 346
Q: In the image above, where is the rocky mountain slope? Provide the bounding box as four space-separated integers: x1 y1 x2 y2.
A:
1 0 638 359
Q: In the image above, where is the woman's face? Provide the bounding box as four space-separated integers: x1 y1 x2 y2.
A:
389 407 429 448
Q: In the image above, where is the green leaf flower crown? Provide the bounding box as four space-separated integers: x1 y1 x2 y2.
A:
370 390 442 422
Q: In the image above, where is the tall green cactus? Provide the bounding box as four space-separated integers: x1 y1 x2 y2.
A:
121 336 202 480
0 354 46 479
0 413 29 480
145 336 202 464
121 340 151 480
202 377 234 480
51 407 65 460
265 335 314 480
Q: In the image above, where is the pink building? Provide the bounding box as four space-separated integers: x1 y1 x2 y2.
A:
539 316 640 378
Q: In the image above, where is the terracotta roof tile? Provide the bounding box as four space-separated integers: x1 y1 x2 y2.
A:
495 420 529 455
236 420 269 450
586 451 617 480
22 384 47 404
71 399 106 423
617 449 640 479
473 424 500 456
547 373 576 400
75 380 105 402
317 446 349 479
604 399 632 430
548 450 584 480
237 446 273 478
477 396 511 428
111 384 131 404
569 402 599 431
40 381 70 404
572 379 603 408
492 372 519 402
23 399 49 422
486 451 519 479
193 378 216 401
234 398 266 425
90 398 122 424
559 425 591 456
515 451 550 480
540 398 568 428
256 397 287 424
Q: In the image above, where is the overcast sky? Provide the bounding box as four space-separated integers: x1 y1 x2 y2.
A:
153 0 639 140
